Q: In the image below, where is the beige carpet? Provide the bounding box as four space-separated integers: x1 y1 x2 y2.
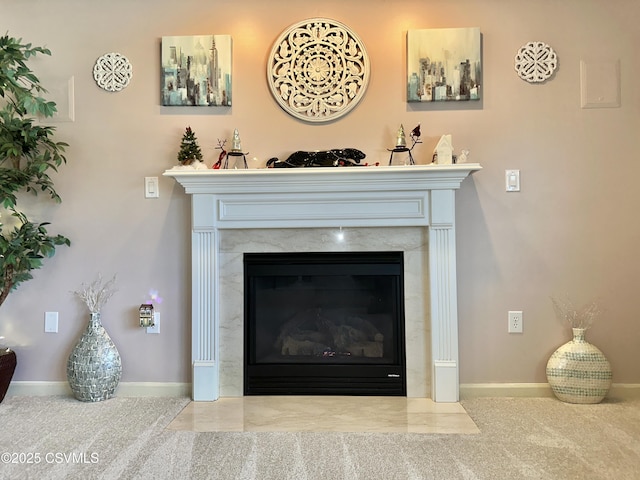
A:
0 395 638 479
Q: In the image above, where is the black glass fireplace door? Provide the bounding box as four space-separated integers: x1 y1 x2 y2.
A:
244 252 406 395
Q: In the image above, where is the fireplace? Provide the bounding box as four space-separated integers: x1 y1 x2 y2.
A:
244 251 406 395
164 163 481 402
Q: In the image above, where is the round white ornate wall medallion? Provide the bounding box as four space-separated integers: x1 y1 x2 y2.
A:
514 42 557 83
267 18 371 123
93 52 133 92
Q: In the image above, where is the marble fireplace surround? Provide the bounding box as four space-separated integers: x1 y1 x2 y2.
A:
164 164 481 402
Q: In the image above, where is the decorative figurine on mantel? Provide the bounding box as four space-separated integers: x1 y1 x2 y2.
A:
266 148 367 168
387 124 421 165
177 126 204 166
218 128 249 169
212 139 226 169
432 134 454 164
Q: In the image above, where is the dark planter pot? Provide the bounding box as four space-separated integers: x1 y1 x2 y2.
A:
0 348 17 403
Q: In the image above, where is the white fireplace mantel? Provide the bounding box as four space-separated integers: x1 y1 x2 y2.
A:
164 164 481 402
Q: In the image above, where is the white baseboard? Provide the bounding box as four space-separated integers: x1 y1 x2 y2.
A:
460 383 553 399
460 383 640 400
6 381 191 398
608 384 640 399
7 381 640 400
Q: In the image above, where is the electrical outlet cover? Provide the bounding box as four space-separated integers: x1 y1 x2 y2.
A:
508 310 523 333
44 311 59 333
146 312 160 334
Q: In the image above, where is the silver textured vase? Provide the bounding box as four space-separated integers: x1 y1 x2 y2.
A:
546 327 612 404
67 312 122 402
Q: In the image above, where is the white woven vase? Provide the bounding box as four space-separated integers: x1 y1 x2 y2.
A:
546 327 612 404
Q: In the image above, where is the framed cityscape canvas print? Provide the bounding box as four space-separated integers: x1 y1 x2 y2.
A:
407 27 481 103
161 35 232 106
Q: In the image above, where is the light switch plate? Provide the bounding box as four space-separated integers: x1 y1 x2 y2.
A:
505 169 520 192
145 177 159 198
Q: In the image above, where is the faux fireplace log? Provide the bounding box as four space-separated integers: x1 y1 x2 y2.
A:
164 163 481 402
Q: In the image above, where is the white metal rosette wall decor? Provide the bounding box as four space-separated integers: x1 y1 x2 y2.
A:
267 18 371 122
93 52 133 92
514 42 558 83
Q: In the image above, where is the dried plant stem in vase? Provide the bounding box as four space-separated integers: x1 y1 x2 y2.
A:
551 295 600 330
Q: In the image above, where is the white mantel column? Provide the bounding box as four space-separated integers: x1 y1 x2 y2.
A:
191 194 219 401
429 189 460 402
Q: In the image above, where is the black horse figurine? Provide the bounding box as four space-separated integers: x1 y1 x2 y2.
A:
266 148 366 168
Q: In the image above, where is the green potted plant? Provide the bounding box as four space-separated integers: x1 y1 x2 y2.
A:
0 34 70 401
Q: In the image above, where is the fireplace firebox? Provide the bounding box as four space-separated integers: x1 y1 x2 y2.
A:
244 251 406 395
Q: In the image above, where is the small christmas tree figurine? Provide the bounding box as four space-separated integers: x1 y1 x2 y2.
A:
177 126 203 165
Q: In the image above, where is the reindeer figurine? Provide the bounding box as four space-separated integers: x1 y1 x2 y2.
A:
212 139 227 169
387 124 422 165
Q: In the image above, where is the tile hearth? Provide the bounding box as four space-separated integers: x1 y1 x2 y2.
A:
167 396 480 434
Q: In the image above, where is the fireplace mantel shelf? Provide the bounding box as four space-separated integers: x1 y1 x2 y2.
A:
165 163 481 402
164 163 482 194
